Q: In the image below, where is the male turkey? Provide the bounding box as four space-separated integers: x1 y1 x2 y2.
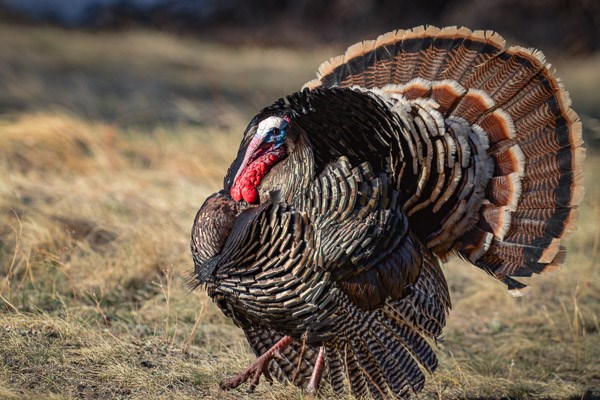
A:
190 26 584 399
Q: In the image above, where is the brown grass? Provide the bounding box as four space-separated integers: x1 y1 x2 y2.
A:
0 23 599 399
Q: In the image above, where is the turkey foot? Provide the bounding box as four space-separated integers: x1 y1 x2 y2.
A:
306 346 325 395
220 335 293 392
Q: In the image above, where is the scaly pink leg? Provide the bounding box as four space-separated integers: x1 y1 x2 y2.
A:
306 346 325 395
220 335 293 392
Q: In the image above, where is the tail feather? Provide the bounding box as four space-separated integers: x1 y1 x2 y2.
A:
304 25 584 290
325 346 346 395
384 250 451 338
445 30 506 84
307 26 506 91
350 335 393 399
333 247 449 399
360 332 416 396
364 314 428 391
343 345 370 397
392 322 438 373
462 48 543 99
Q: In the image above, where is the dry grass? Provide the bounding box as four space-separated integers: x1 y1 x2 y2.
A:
0 24 599 399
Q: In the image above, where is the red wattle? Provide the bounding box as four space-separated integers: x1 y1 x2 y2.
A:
231 184 243 202
242 185 259 203
230 150 285 204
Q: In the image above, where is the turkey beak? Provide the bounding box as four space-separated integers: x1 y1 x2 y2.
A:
232 134 264 185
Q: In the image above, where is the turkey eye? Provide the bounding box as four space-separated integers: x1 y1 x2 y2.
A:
264 128 280 143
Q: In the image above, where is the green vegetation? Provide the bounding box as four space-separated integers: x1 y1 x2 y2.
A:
0 24 598 399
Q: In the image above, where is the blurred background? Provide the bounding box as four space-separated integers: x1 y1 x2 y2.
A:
2 0 600 54
0 1 599 399
2 0 600 139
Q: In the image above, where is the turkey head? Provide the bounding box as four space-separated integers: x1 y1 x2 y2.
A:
225 114 306 205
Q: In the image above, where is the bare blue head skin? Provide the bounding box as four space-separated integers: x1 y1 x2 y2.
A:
230 116 290 203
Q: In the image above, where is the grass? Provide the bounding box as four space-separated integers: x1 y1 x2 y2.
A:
0 23 599 399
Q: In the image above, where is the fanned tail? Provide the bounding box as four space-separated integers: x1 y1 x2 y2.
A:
304 25 584 292
302 26 506 91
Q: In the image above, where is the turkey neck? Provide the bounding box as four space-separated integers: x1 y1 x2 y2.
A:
257 134 314 207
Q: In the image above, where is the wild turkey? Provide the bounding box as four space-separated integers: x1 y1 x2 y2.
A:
190 26 584 399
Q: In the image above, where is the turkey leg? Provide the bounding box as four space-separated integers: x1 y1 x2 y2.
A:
220 335 293 392
306 346 325 394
